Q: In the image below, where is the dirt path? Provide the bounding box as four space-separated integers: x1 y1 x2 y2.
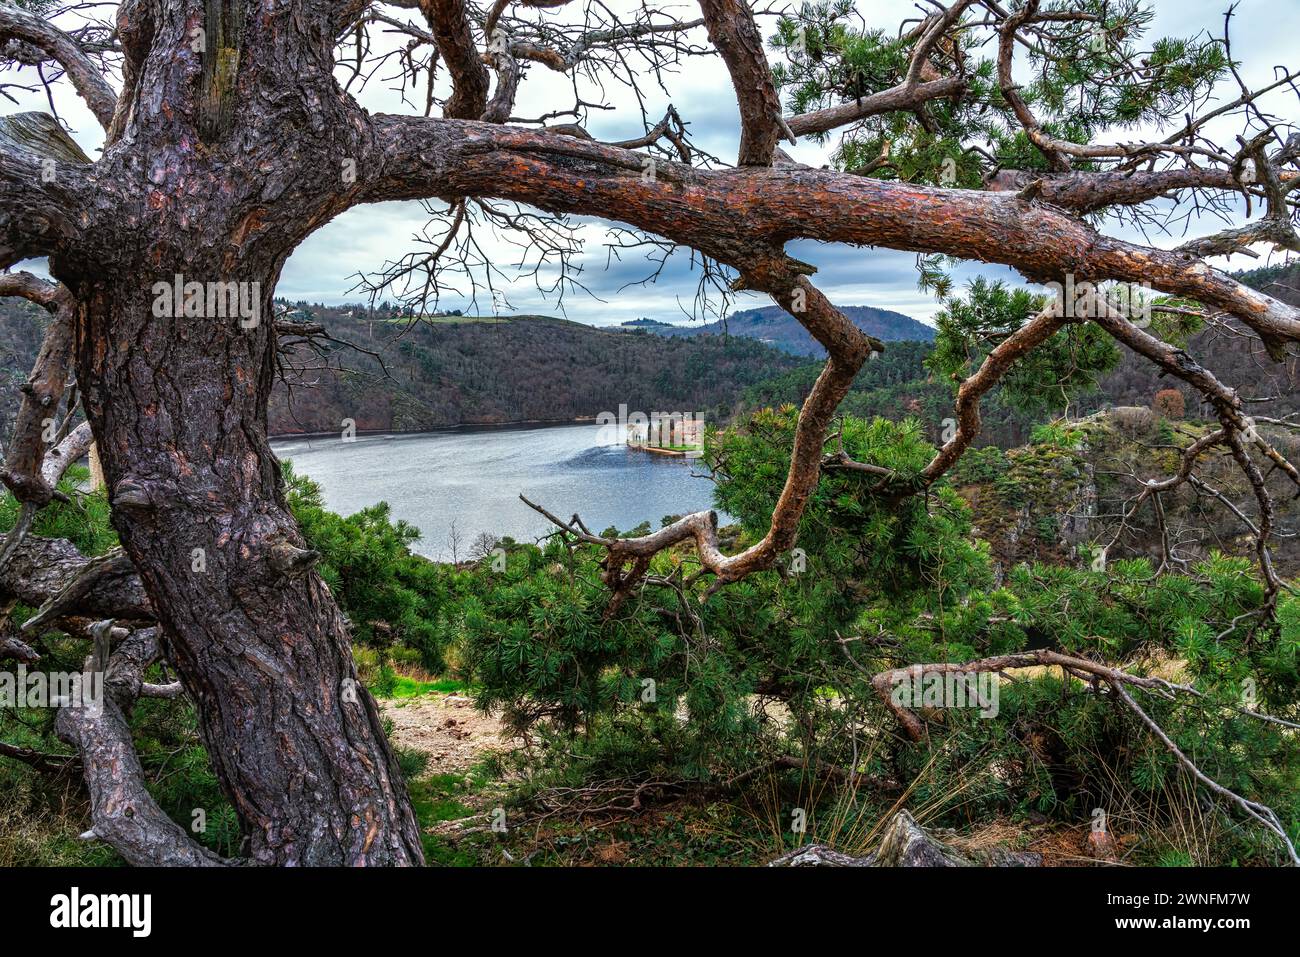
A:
381 693 521 775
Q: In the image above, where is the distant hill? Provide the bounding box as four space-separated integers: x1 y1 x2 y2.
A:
622 304 935 355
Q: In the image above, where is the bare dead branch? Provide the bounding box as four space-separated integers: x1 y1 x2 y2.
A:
921 298 1068 485
55 624 229 866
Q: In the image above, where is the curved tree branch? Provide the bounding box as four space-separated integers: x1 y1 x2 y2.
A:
697 0 786 165
367 117 1300 354
785 76 966 138
419 0 491 119
920 298 1068 484
55 624 229 866
523 254 876 603
0 112 91 268
0 1 117 129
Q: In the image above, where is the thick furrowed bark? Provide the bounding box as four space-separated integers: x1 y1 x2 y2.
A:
0 531 151 626
0 113 93 267
68 274 423 866
17 545 153 630
0 622 39 664
0 0 427 866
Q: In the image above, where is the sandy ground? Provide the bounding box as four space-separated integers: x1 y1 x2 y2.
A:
380 693 520 774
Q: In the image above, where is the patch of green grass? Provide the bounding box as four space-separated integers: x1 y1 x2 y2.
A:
408 772 481 866
396 747 430 781
388 675 468 699
1155 848 1195 867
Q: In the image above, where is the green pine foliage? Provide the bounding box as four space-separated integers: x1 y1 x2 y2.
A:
0 464 117 556
768 0 1228 188
284 462 461 673
4 411 1298 864
455 406 1300 863
927 279 1120 415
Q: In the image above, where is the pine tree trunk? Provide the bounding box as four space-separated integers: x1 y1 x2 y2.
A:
3 0 427 865
65 263 423 865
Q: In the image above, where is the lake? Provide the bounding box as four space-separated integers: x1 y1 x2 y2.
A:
272 423 727 561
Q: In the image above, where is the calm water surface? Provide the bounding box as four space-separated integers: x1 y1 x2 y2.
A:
273 423 726 560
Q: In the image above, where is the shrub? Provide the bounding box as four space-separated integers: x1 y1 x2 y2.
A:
283 461 460 673
1152 388 1185 420
457 409 1300 863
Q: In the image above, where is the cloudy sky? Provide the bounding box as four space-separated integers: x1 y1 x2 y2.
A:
9 0 1300 327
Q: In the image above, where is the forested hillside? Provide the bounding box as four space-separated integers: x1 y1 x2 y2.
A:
267 309 812 434
0 301 807 436
743 264 1300 452
5 265 1298 444
0 298 931 437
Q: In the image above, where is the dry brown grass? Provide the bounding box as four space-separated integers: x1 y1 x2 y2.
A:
0 773 109 867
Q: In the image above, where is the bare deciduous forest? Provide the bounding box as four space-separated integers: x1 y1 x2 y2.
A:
1 0 1299 922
